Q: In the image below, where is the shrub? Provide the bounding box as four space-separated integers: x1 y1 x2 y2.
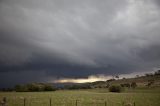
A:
44 84 56 91
120 83 130 88
27 84 40 91
15 85 28 92
131 82 137 88
109 85 122 92
147 80 154 87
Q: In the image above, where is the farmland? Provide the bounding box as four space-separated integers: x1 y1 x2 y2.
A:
0 87 160 106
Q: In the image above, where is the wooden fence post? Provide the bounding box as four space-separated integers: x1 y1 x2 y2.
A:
24 98 26 106
49 98 52 106
133 102 135 106
105 101 107 106
122 101 124 106
75 100 78 106
1 97 7 106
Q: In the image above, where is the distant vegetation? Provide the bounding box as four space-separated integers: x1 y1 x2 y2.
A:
109 85 122 92
62 83 91 90
0 70 160 92
14 83 56 92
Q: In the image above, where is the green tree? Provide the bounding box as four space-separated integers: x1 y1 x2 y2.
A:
109 85 122 93
44 84 56 91
131 82 137 89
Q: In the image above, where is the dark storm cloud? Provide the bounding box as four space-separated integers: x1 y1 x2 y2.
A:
154 0 160 6
0 0 160 87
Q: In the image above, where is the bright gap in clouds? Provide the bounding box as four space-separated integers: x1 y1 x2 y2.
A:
53 70 156 83
54 75 112 83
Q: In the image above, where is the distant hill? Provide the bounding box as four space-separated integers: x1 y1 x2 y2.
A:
54 71 160 89
88 74 160 88
1 71 160 92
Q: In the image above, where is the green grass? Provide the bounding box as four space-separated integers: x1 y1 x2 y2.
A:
0 87 160 106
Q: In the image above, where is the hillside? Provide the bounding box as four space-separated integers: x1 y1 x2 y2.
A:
89 74 160 88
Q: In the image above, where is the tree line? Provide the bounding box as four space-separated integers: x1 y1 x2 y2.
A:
14 83 56 92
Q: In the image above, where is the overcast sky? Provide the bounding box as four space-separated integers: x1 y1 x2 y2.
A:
0 0 160 87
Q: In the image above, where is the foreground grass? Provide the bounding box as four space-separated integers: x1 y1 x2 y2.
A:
0 87 160 106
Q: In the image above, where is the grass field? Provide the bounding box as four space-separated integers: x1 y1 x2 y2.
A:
0 87 160 106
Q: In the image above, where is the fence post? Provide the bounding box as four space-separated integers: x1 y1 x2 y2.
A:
133 102 135 106
49 98 52 106
105 101 107 106
75 100 78 106
1 97 7 106
122 101 124 106
24 98 26 106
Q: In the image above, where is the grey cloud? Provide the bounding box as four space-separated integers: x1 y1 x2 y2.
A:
0 0 160 87
0 70 51 88
154 0 160 7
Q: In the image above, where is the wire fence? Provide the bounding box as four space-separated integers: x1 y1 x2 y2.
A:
0 97 136 106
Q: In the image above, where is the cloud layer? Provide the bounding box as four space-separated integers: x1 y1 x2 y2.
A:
0 0 160 87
